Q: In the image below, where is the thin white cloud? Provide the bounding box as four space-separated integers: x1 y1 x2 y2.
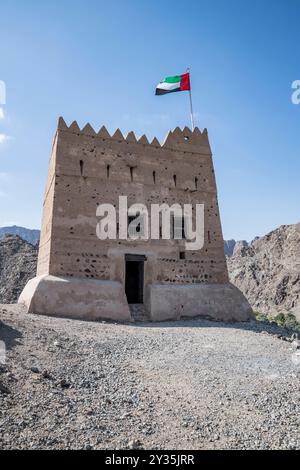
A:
0 108 4 119
0 133 8 144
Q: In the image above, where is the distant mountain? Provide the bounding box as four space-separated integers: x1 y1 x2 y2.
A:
227 223 300 318
0 235 38 303
224 239 236 256
0 226 40 245
224 239 249 256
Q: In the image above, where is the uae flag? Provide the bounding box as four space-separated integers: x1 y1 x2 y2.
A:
155 72 191 95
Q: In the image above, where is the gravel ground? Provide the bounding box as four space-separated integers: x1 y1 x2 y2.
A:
0 304 299 450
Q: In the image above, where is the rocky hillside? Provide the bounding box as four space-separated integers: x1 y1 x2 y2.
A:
0 226 40 245
227 223 300 318
224 239 250 256
0 236 38 304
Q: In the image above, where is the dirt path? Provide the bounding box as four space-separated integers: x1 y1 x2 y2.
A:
0 305 299 450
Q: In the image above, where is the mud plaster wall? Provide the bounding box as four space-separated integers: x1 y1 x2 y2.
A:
37 132 58 276
37 121 229 290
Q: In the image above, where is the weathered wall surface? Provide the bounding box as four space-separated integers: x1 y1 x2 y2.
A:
19 275 131 321
37 118 228 296
36 132 58 276
149 283 253 322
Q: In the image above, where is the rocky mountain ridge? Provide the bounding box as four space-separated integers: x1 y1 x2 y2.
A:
227 223 300 318
0 226 40 245
0 235 38 304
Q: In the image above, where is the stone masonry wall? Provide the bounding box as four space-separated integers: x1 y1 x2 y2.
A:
36 118 228 290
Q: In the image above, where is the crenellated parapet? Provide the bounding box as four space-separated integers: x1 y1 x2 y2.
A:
57 117 210 152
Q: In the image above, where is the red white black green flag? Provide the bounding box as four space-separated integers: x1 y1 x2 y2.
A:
155 72 191 95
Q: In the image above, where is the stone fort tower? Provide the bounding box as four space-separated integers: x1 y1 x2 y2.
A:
19 118 252 322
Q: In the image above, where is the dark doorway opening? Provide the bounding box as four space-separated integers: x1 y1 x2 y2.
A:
125 254 146 304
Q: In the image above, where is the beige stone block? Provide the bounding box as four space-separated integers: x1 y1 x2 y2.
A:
149 283 254 322
19 275 131 322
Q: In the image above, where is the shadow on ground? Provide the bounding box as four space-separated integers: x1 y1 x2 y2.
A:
130 318 294 340
1 303 293 343
0 320 23 351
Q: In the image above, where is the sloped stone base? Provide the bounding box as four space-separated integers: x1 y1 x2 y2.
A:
148 283 254 322
19 276 253 323
18 275 131 322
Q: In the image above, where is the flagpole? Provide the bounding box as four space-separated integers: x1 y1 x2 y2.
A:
187 67 195 131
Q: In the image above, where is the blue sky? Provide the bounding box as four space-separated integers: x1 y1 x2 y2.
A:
0 0 299 241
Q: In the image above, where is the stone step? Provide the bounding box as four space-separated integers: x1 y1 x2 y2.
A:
129 304 150 323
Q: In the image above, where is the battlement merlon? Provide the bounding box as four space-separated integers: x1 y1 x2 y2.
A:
56 117 212 155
